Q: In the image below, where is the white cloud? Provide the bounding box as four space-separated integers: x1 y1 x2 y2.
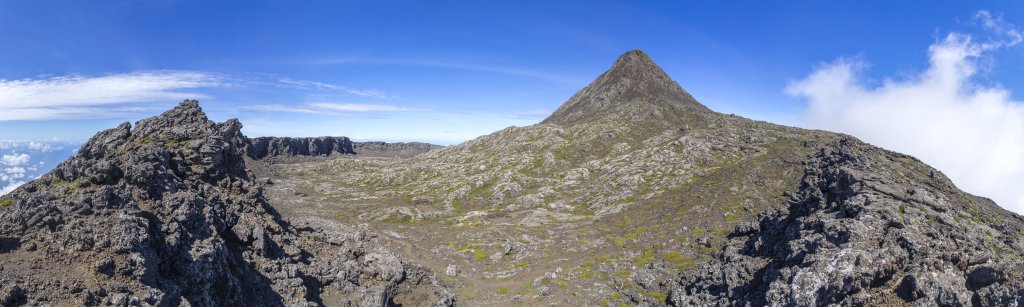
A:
1 180 25 195
0 71 223 121
1 153 30 166
307 102 414 112
4 167 26 175
788 11 1024 213
278 79 394 99
26 141 61 152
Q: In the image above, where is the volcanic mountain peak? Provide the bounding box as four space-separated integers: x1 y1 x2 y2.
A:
541 49 709 126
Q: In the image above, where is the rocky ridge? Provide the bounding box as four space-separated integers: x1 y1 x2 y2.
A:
671 137 1024 306
0 100 452 306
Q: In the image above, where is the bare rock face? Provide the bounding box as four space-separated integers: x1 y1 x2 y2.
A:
0 100 452 306
245 137 440 161
670 137 1024 306
246 136 356 159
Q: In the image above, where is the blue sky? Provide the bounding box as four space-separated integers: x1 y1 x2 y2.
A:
0 1 1019 142
2 1 1024 212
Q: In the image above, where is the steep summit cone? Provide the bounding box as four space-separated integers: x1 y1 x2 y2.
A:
542 49 709 125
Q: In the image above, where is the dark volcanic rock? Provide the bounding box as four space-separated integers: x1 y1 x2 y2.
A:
669 137 1024 306
0 100 452 306
246 136 355 159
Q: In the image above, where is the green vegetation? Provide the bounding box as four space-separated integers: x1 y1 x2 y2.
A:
515 261 529 269
662 251 696 269
473 249 490 260
691 228 707 236
643 290 668 302
50 177 67 186
633 249 655 266
382 214 414 224
576 261 595 279
0 196 11 208
451 242 490 260
496 286 510 295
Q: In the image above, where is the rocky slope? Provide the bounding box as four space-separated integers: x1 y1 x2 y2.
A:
2 49 1022 306
0 101 452 306
671 137 1024 306
256 50 1024 306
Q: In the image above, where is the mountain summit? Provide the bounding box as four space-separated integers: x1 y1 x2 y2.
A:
542 49 708 126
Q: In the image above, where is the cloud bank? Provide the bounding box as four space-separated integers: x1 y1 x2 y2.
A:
788 11 1024 213
0 141 77 195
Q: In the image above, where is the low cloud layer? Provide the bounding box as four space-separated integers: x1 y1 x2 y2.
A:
788 11 1024 213
0 141 78 195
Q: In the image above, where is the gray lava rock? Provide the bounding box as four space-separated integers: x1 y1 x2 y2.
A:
0 100 453 306
669 137 1024 306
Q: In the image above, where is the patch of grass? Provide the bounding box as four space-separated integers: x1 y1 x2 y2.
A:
724 211 741 223
614 237 626 247
518 283 539 296
662 251 696 269
612 218 634 228
576 260 595 279
473 249 490 260
691 228 707 236
614 269 631 280
382 214 414 224
50 177 67 186
515 261 529 269
457 289 478 300
633 250 655 267
496 286 510 295
643 290 668 302
0 196 11 208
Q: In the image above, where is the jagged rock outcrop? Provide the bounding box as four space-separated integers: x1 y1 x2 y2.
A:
670 137 1024 306
246 136 355 160
0 100 453 306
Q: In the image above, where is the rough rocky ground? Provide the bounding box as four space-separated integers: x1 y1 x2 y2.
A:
0 101 452 306
257 50 1024 306
2 50 1023 306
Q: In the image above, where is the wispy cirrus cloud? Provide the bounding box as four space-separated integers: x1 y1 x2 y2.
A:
243 102 418 115
277 78 395 99
0 71 224 121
